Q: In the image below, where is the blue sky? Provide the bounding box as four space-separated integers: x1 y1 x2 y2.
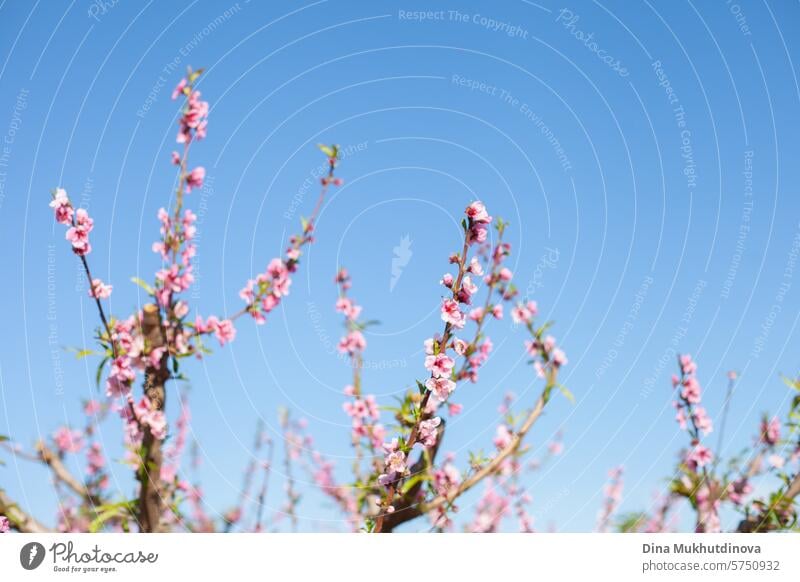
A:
1 0 799 532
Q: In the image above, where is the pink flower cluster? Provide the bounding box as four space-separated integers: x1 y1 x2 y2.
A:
173 75 208 144
671 355 714 470
153 208 197 308
336 270 386 449
52 426 84 454
524 333 568 378
378 438 409 487
50 189 94 256
239 257 294 325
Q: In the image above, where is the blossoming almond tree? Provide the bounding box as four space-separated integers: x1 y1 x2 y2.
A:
610 357 800 533
1 66 797 534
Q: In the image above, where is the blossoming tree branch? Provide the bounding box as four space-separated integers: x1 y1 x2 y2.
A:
0 68 798 534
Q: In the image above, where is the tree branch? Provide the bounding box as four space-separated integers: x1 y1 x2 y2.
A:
0 489 51 533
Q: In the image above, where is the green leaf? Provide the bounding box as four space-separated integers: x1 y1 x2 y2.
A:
130 277 155 295
317 144 334 158
400 472 428 494
70 348 96 360
557 384 575 403
95 356 109 389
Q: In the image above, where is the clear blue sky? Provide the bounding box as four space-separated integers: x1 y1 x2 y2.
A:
1 0 799 532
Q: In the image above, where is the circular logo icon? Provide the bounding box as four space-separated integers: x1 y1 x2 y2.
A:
19 542 46 570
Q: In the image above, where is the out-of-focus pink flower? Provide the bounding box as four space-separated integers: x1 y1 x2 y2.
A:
687 444 713 469
185 166 205 192
88 278 112 299
338 330 366 355
53 426 84 454
692 406 713 435
172 78 187 100
494 425 513 449
760 416 780 446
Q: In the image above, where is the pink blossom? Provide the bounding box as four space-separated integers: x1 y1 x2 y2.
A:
680 377 702 404
692 406 713 435
214 319 236 346
174 300 189 319
467 223 488 245
83 399 101 416
687 444 713 469
727 477 752 505
768 454 785 469
50 188 73 224
172 78 187 100
134 397 168 441
453 338 468 355
424 353 455 378
448 402 463 415
679 354 697 376
88 278 112 299
186 166 205 192
106 356 136 397
440 273 454 288
418 417 441 447
760 416 780 446
65 208 94 256
53 426 84 454
338 330 366 355
86 442 105 475
441 298 465 328
511 301 537 324
491 304 503 319
467 256 484 276
465 201 492 224
494 425 513 449
425 376 456 400
335 297 362 320
0 515 9 533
